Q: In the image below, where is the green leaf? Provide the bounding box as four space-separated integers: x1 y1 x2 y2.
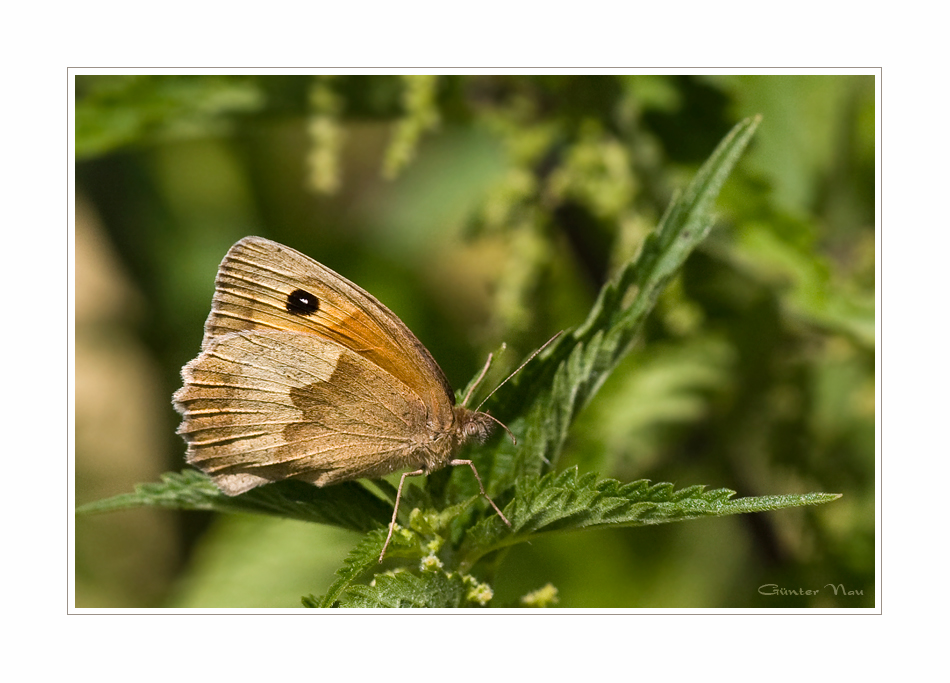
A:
304 530 390 607
76 470 392 533
324 564 496 608
338 569 468 608
456 468 840 570
482 116 763 485
305 530 500 608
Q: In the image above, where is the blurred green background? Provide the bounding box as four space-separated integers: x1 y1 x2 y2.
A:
74 74 875 608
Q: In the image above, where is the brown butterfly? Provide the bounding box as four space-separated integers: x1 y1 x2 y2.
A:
173 236 531 561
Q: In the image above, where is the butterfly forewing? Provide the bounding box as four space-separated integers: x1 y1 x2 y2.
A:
203 237 456 425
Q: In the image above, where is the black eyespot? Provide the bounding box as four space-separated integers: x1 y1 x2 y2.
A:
286 289 319 316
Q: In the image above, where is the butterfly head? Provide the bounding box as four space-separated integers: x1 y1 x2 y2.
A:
455 405 515 447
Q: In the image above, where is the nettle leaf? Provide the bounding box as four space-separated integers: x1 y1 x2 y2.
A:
337 569 467 608
77 470 391 533
456 468 841 570
303 475 840 608
305 529 497 608
478 117 765 490
303 530 391 608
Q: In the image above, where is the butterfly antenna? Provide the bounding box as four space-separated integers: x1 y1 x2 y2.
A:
483 411 517 445
475 331 563 412
461 343 506 407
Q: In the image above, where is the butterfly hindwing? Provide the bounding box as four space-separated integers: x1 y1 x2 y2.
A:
174 330 428 495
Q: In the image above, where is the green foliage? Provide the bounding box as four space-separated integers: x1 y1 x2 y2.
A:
383 75 441 179
75 75 874 608
485 118 763 482
75 75 264 159
76 470 392 533
301 469 837 608
78 116 843 608
461 470 839 568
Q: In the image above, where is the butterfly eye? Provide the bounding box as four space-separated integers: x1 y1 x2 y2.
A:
286 289 320 316
465 421 490 441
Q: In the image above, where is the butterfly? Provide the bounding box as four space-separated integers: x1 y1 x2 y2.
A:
173 236 541 561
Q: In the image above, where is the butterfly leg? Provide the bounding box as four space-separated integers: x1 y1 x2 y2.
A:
449 459 512 528
379 468 426 563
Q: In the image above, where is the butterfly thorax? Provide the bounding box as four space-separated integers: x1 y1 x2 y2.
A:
417 406 496 473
